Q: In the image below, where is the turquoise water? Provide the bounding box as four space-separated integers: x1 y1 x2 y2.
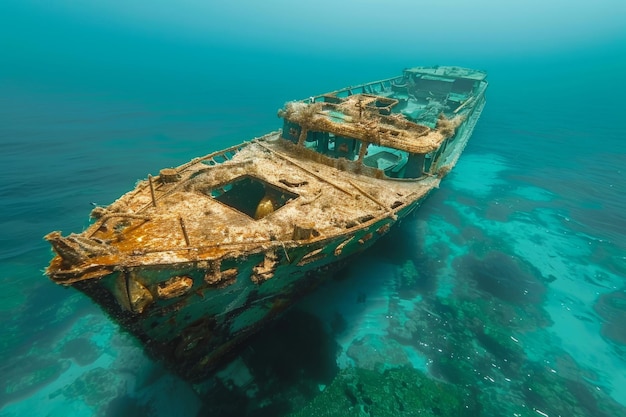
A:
2 2 626 416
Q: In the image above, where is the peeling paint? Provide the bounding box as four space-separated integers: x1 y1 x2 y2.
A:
44 65 488 381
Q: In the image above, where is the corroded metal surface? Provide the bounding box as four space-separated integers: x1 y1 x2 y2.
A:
44 65 488 381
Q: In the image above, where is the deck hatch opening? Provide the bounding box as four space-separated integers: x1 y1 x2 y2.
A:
211 175 299 219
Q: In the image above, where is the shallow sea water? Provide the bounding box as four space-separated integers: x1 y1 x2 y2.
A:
2 4 626 416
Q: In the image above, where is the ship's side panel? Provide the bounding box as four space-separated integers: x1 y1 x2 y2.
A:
75 192 425 381
434 82 488 173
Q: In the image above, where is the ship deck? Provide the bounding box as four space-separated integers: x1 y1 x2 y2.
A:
47 134 438 282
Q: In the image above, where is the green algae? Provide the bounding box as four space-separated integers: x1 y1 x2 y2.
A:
398 260 419 289
289 366 479 417
60 337 101 366
346 334 410 372
518 360 626 417
381 286 626 417
594 289 626 346
1 357 70 408
50 367 120 407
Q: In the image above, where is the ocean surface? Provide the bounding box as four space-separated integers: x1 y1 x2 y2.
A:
2 2 626 416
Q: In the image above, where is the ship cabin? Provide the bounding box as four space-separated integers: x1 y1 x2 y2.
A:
278 66 487 180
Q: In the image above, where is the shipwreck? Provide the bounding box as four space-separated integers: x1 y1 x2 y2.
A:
45 66 488 381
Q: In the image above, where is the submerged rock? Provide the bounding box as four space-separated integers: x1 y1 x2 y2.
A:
288 366 478 417
594 289 626 346
398 260 419 288
59 337 100 366
455 250 546 305
53 367 120 407
346 334 410 372
1 356 70 408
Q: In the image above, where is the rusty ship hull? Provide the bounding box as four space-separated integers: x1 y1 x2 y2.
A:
45 66 488 381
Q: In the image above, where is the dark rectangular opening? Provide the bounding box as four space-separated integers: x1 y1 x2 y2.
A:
211 175 299 219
